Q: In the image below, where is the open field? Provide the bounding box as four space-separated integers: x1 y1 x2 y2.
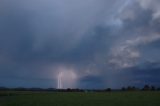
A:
0 91 160 106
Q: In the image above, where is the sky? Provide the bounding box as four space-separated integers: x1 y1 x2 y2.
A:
0 0 160 89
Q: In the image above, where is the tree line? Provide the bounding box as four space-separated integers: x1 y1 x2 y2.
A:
0 85 160 92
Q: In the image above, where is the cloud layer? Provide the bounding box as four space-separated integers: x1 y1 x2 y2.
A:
0 0 160 88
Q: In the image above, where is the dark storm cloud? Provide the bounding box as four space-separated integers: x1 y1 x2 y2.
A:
124 61 160 87
78 75 105 89
0 0 160 88
0 0 115 62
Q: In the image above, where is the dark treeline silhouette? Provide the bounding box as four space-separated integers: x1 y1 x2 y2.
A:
0 85 160 92
121 85 159 91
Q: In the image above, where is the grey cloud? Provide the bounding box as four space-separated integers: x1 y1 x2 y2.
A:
0 0 160 88
107 0 160 69
138 0 160 20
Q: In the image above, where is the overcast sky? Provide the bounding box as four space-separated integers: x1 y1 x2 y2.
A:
0 0 160 89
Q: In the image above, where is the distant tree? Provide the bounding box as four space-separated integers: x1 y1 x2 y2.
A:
151 86 156 91
157 88 160 91
142 85 150 91
14 87 27 91
126 86 137 91
46 88 56 91
67 88 71 92
105 88 111 92
127 86 132 91
132 86 136 90
0 87 9 91
121 87 126 91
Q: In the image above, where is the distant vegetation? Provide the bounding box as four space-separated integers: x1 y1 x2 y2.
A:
0 85 160 93
0 85 160 106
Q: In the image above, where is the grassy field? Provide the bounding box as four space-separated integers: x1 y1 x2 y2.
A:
0 91 160 106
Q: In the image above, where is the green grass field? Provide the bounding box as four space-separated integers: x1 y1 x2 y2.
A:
0 91 160 106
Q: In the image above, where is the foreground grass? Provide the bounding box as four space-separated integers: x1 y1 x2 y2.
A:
0 91 160 106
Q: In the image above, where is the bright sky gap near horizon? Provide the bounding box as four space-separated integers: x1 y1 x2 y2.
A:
0 0 160 89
